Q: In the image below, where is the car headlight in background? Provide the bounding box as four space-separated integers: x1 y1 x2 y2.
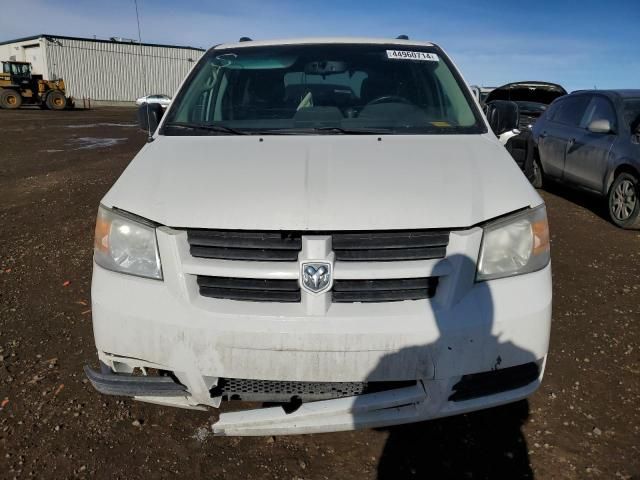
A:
477 205 550 281
94 205 163 280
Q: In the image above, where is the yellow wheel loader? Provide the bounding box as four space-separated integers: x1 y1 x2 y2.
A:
0 61 72 110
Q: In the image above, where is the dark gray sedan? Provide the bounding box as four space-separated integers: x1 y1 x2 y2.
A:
532 90 640 229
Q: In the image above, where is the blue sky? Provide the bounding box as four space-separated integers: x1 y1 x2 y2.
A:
2 0 638 92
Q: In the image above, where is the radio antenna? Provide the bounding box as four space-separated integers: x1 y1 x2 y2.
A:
133 0 153 141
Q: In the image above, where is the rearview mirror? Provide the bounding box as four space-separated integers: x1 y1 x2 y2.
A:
587 119 612 134
485 100 519 136
137 103 164 134
304 61 348 75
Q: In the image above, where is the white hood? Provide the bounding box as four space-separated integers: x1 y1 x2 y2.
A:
102 134 541 230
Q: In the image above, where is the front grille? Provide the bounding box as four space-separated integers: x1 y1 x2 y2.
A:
197 276 437 303
197 276 300 303
332 230 449 261
186 229 449 263
210 377 417 402
333 277 438 303
187 230 302 261
188 229 448 303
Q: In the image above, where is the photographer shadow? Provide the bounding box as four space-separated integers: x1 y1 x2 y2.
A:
377 400 532 479
359 254 537 479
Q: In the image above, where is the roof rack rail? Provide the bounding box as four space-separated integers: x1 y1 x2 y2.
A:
239 37 252 42
396 35 409 40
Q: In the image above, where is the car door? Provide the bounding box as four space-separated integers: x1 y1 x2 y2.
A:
536 96 590 179
563 95 617 193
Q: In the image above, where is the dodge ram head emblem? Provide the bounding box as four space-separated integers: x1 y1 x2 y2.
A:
302 262 331 293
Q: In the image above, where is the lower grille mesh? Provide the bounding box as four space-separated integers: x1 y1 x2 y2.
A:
210 378 417 402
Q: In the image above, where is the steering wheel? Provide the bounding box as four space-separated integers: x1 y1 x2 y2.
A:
365 95 412 106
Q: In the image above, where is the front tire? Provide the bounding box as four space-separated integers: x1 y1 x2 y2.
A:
0 89 22 109
608 172 640 229
45 91 66 110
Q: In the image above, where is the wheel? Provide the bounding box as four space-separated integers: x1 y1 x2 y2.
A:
45 90 66 110
608 172 640 229
531 158 544 189
0 89 22 109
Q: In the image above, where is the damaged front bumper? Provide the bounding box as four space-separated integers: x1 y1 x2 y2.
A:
86 227 552 435
84 359 544 436
213 382 428 436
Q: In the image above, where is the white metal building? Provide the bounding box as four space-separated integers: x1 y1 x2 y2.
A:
0 34 205 104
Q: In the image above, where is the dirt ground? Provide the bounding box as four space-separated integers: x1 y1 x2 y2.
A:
0 107 638 479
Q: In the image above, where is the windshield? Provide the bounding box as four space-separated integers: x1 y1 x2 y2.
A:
3 62 31 76
163 43 485 135
624 99 640 131
486 84 566 106
515 101 547 114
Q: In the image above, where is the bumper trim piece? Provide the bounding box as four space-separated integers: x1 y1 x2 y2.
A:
83 364 189 397
448 362 540 402
213 383 427 436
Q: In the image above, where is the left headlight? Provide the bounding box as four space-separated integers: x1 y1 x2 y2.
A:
476 205 550 281
94 205 163 280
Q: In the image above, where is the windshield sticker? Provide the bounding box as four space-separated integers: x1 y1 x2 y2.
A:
386 50 439 62
431 121 451 127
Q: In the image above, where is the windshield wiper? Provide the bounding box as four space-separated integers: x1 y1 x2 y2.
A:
163 122 248 135
253 126 394 135
312 126 393 134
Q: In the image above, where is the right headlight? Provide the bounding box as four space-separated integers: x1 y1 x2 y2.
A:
476 205 550 281
93 205 163 280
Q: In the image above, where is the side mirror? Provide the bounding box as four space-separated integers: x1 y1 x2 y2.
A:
485 100 519 136
587 119 612 134
137 103 164 134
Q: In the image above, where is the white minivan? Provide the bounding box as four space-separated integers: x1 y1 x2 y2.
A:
86 37 552 436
